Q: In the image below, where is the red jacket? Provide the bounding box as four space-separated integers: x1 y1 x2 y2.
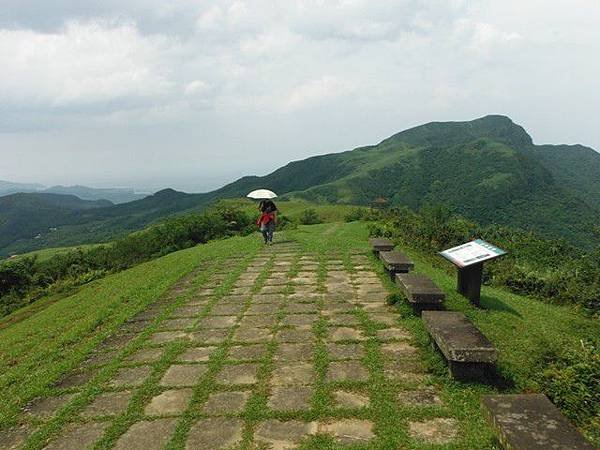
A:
257 212 275 226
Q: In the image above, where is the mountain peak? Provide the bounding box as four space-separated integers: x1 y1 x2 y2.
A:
385 114 533 149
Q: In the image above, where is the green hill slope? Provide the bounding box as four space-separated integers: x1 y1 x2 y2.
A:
0 190 211 256
0 193 113 250
0 222 597 448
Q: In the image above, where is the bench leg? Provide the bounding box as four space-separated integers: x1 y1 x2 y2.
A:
448 361 486 381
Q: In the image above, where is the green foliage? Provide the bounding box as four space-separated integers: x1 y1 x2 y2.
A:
299 208 322 225
374 206 600 315
275 214 297 230
344 207 370 222
0 203 252 317
385 293 402 305
539 339 600 424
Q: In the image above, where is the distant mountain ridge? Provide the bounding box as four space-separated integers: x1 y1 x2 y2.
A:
1 115 599 255
0 181 147 204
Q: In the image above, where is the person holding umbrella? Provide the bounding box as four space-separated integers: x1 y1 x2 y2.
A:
247 189 278 245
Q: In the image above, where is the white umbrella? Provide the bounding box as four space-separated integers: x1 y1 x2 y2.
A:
247 189 277 199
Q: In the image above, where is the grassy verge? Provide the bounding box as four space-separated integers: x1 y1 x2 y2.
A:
0 235 260 430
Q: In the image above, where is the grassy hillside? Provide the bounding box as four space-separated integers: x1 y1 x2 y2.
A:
0 221 597 448
0 190 212 256
522 143 600 210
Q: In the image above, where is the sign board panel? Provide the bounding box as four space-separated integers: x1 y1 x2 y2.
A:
440 239 506 268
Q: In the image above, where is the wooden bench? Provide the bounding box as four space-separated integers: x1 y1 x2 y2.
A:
422 311 497 380
379 250 414 279
395 273 445 310
369 238 394 255
482 394 594 449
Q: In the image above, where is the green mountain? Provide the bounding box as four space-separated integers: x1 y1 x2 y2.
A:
1 115 599 255
0 193 113 250
210 115 600 246
0 189 212 255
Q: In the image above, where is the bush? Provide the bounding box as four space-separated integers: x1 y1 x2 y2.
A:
540 339 600 425
299 209 322 225
276 215 297 230
0 203 253 317
373 205 600 316
345 208 369 222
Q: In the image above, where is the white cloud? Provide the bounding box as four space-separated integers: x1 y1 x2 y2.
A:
195 5 223 31
0 20 178 109
184 79 209 96
1 0 600 189
285 75 356 110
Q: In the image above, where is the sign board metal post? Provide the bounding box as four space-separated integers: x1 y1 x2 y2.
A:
457 262 483 306
439 239 506 307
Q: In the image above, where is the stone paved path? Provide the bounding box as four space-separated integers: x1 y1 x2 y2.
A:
6 240 460 449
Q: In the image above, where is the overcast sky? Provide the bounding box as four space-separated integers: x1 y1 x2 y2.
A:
1 0 599 192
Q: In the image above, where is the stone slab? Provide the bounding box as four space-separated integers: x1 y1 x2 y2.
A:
333 391 369 409
159 364 207 387
282 314 318 327
126 348 164 363
44 422 108 450
53 370 97 389
145 388 193 416
25 394 76 418
200 315 237 329
369 238 394 253
326 343 364 360
110 366 150 387
217 364 259 385
81 391 132 417
0 424 35 450
268 386 313 411
326 361 369 382
379 250 414 272
408 417 458 445
233 327 272 343
177 346 216 363
422 311 497 363
320 419 374 445
276 328 315 343
329 327 365 342
274 343 314 361
189 329 229 344
186 418 244 449
203 391 249 415
254 420 317 450
229 344 268 361
398 388 442 406
396 274 446 305
481 394 595 449
272 362 315 385
149 331 188 345
114 418 178 450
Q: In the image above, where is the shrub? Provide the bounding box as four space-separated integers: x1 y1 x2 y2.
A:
374 205 600 316
299 209 322 225
345 208 369 222
540 339 600 425
0 204 253 317
276 215 296 230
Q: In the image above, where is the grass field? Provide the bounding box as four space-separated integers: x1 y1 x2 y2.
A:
0 221 597 449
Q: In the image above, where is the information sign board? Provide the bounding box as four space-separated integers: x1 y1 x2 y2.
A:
440 239 506 268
